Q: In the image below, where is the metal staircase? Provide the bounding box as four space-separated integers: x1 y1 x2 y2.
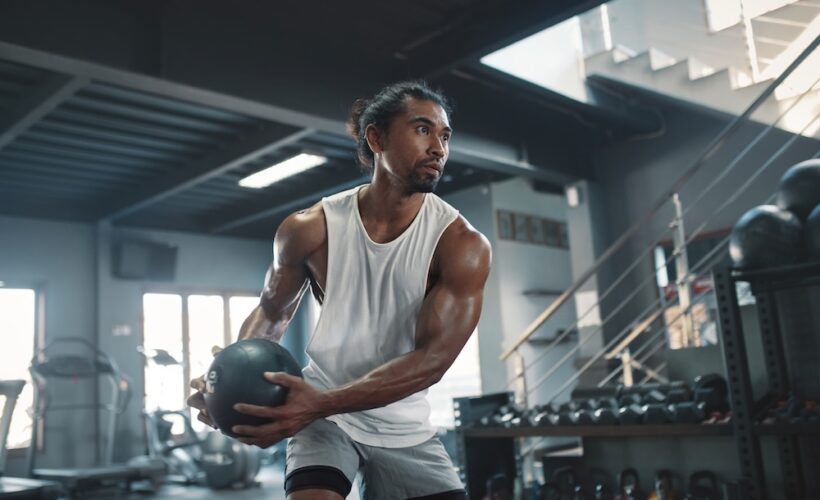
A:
499 34 820 411
583 0 820 135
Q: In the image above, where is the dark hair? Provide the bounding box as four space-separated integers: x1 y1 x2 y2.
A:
346 81 452 172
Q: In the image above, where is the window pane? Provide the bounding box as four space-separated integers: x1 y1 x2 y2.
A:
426 331 482 429
229 296 260 343
0 288 36 448
143 293 184 411
188 295 225 431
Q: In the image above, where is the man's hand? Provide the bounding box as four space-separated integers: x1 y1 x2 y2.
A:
231 372 327 448
186 345 223 429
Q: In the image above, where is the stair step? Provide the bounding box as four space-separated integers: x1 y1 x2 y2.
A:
614 51 651 70
762 1 820 24
752 18 809 42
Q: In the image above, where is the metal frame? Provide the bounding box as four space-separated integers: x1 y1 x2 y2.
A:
713 266 766 499
754 289 804 498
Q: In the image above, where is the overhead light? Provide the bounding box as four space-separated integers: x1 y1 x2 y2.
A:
239 153 327 189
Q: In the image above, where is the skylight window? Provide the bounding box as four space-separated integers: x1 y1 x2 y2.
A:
480 10 604 103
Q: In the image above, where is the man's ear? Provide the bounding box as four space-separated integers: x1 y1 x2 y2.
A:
365 124 384 155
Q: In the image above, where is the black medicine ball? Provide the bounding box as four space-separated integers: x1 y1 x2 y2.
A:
806 204 820 260
204 339 302 438
729 205 802 269
776 159 820 220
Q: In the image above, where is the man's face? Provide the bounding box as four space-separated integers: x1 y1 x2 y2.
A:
376 97 452 193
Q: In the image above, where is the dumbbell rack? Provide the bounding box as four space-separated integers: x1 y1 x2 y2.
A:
713 261 820 500
455 262 820 499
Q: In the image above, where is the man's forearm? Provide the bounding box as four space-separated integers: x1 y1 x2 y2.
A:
318 348 444 417
237 306 287 342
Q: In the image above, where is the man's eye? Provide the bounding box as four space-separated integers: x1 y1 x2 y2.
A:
418 126 429 134
442 135 451 142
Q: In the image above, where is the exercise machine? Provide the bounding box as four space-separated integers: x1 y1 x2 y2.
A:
27 337 165 497
144 409 262 489
139 347 263 489
0 379 61 499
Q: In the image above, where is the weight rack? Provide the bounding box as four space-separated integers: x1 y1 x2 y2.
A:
714 261 820 500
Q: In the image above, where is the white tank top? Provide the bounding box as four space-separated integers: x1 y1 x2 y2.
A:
301 185 459 448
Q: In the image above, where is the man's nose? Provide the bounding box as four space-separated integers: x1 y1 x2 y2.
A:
428 137 445 158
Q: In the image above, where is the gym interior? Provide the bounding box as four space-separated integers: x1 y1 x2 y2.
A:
0 1 818 499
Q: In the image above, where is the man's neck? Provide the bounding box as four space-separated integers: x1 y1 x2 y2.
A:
358 174 426 226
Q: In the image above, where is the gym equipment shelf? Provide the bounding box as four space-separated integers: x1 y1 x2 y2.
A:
755 423 820 436
714 262 820 500
463 423 733 438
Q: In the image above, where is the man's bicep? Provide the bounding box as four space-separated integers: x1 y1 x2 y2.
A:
415 234 491 370
260 215 313 317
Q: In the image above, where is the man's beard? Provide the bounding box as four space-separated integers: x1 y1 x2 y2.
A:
410 170 440 193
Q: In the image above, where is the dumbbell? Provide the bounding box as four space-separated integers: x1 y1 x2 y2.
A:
532 408 558 427
642 403 670 424
693 374 729 414
642 390 667 405
589 397 619 425
665 401 706 424
479 405 517 427
570 408 596 425
618 404 644 424
618 392 644 408
666 387 692 404
685 471 719 500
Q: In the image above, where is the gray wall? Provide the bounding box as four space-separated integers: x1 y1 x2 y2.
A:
0 214 297 469
95 223 277 462
591 103 819 345
0 216 97 470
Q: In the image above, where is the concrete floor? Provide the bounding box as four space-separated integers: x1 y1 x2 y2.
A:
146 465 287 499
40 462 363 499
138 464 363 500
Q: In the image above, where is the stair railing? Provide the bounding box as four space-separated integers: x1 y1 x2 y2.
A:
499 36 819 409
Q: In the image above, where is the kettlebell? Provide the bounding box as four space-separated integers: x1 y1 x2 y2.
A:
617 468 646 500
590 468 613 500
648 470 677 500
551 466 579 497
539 480 563 500
685 471 719 500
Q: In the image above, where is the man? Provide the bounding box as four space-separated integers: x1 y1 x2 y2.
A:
189 81 491 499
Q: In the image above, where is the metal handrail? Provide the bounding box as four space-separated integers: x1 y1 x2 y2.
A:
537 147 818 400
540 235 733 402
598 329 669 387
504 101 819 390
523 118 820 397
500 34 819 360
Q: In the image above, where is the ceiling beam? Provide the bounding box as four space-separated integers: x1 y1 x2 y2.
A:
0 41 346 136
401 0 607 78
0 73 87 151
99 127 314 221
210 176 371 234
449 135 575 185
0 41 578 187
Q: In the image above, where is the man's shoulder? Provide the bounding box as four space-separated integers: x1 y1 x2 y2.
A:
438 215 491 260
434 215 492 285
275 202 327 262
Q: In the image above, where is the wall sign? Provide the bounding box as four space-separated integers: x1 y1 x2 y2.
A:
496 210 569 248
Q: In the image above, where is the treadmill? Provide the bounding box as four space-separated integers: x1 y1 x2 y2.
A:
27 337 164 497
0 379 61 499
